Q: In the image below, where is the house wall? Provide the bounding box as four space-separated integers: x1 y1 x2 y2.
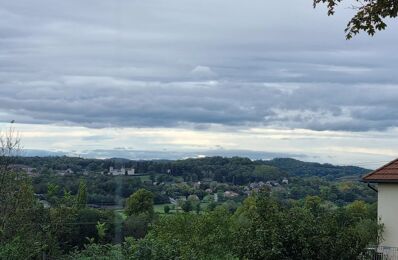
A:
378 183 398 247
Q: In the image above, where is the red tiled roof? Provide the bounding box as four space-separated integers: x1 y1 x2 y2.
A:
363 158 398 182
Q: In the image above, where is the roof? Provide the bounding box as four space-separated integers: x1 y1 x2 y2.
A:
363 158 398 182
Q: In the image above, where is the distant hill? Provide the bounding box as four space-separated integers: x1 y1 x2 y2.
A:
263 158 371 180
12 155 371 182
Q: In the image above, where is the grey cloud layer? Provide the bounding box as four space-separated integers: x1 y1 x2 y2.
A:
1 81 397 131
1 0 398 131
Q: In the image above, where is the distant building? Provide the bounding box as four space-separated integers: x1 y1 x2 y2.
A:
282 178 289 185
169 197 177 205
56 168 74 176
109 166 135 176
224 191 239 198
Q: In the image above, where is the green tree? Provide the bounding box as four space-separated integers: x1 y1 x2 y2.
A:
164 205 170 214
181 200 192 213
232 191 379 260
123 214 152 239
207 202 217 211
76 179 88 209
0 127 52 259
125 189 154 217
131 209 235 259
314 0 397 38
195 203 201 214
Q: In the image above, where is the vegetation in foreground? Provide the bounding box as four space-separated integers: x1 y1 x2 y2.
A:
1 177 380 259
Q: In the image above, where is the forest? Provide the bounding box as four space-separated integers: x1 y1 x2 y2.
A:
0 154 381 259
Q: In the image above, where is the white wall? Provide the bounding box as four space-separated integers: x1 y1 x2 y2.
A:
378 183 398 247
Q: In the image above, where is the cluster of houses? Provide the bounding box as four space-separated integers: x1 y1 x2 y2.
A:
244 177 289 193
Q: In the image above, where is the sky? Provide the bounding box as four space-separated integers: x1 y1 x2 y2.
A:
1 0 398 167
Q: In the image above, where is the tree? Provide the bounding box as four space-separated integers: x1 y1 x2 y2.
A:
195 203 201 214
132 209 235 259
123 214 152 239
181 200 193 213
164 205 170 214
125 189 154 217
232 191 380 259
314 0 397 39
0 126 52 259
76 179 88 209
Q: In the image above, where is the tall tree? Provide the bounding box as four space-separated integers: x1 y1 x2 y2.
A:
125 189 154 217
0 126 50 259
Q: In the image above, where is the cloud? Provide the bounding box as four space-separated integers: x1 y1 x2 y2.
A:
0 80 398 131
190 65 217 79
0 0 398 133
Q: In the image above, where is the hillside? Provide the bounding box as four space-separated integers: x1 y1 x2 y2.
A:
15 155 371 182
263 158 371 180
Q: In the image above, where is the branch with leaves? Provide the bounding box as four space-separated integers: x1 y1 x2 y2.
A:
314 0 398 39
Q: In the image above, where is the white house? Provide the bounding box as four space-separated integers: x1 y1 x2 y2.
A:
363 159 398 250
109 166 135 176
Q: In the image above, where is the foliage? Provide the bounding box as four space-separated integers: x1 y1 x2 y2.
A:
232 191 379 260
76 179 88 209
65 242 124 260
125 189 154 217
2 147 380 259
313 0 397 39
132 209 235 259
96 222 107 241
181 200 193 213
123 213 152 239
0 128 52 259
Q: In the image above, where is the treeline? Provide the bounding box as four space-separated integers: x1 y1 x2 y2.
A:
16 156 370 184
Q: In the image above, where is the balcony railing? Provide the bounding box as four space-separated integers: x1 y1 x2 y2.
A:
361 246 398 260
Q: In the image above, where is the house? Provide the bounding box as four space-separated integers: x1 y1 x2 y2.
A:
56 168 74 176
282 178 289 185
224 191 239 198
363 159 398 249
205 188 213 193
109 166 135 176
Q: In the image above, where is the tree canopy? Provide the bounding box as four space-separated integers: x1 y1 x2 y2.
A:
125 189 154 217
314 0 398 39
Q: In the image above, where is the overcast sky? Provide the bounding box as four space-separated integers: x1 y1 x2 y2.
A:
1 0 398 167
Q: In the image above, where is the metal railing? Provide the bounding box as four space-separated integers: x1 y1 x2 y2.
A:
361 246 398 260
